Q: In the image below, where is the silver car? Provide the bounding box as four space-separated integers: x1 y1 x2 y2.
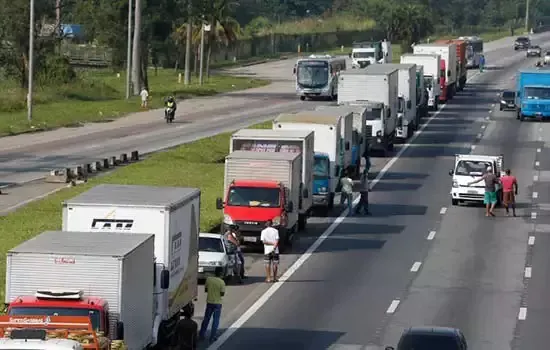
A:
527 45 542 57
198 232 240 282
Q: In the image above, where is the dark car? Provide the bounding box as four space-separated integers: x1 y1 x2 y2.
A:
515 36 531 50
385 326 468 350
500 90 516 111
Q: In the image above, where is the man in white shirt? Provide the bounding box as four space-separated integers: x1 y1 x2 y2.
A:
340 171 354 216
140 87 149 108
260 219 279 283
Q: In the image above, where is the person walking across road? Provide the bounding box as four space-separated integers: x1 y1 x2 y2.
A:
355 170 371 216
468 166 500 217
340 171 354 216
501 169 518 216
198 267 225 344
260 220 280 283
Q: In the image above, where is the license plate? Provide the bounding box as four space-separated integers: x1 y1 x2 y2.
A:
198 267 204 273
467 190 477 194
244 236 257 243
508 104 514 107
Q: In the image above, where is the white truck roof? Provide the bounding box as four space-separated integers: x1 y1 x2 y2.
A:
63 184 200 209
226 150 300 162
0 338 83 349
232 128 312 139
275 112 342 125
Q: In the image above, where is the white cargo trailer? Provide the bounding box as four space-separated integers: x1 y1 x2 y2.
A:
5 231 155 350
400 53 441 110
229 128 314 229
383 63 418 140
413 43 457 101
61 184 200 347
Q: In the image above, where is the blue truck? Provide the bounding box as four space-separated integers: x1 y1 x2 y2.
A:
516 68 550 121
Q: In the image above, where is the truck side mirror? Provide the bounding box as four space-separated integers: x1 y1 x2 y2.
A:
345 142 350 150
216 197 224 210
303 188 309 198
160 269 170 290
115 321 124 340
407 100 412 109
285 201 294 213
449 169 454 176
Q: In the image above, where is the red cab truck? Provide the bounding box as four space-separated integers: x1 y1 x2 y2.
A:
436 39 467 91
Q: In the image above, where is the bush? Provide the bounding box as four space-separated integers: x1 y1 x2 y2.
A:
37 55 77 86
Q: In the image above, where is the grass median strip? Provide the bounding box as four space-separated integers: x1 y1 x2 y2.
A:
0 70 268 137
0 120 271 300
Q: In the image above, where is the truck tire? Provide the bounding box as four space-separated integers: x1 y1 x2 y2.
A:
298 213 307 231
300 96 306 101
519 114 525 121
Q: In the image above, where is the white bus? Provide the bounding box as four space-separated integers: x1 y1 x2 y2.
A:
293 55 346 101
459 36 484 69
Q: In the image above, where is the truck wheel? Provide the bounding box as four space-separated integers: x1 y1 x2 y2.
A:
452 198 459 206
519 114 525 121
298 214 307 231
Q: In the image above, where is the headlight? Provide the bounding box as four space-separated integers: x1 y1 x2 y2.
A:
376 130 382 137
272 216 281 226
452 180 458 188
223 214 233 225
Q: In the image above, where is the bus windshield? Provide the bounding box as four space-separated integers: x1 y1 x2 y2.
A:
297 60 329 88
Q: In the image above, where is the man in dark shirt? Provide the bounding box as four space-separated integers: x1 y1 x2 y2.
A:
468 166 500 217
175 304 198 349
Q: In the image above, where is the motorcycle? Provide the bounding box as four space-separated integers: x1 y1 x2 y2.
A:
164 107 175 123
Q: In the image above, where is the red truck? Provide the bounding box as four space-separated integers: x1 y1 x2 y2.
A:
436 39 467 92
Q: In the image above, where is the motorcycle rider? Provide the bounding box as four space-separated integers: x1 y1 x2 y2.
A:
164 96 177 120
225 224 246 279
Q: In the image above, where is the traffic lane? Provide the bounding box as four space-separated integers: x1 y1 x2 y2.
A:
515 127 550 350
213 74 494 349
380 109 539 350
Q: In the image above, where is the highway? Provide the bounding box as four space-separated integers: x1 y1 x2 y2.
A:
188 33 550 350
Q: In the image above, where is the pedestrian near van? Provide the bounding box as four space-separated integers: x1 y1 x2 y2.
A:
468 166 500 217
261 220 279 283
340 171 354 215
198 267 225 344
355 170 371 216
501 169 518 216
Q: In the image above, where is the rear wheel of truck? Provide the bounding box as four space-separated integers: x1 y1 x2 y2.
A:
300 96 306 101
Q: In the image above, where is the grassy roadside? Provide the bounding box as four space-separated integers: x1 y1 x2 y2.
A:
0 70 268 137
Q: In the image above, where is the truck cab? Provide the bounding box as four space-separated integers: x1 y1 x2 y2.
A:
449 154 503 206
312 152 332 214
516 68 550 121
350 40 391 67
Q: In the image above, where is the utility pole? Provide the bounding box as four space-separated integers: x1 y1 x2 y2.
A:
199 23 210 85
131 0 142 95
55 0 61 33
525 0 530 33
183 0 192 85
28 0 35 123
126 0 133 99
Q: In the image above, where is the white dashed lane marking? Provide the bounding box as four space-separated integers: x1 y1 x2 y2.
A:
531 212 537 219
534 175 539 181
533 192 539 199
525 267 532 278
410 262 422 272
427 231 436 240
518 307 528 320
439 207 447 214
528 236 536 246
386 300 400 314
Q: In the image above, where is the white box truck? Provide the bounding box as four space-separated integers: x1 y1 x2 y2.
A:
219 151 301 245
401 53 441 110
273 112 351 211
337 66 399 155
415 65 429 119
384 63 418 141
315 105 367 178
61 184 200 347
5 230 155 350
413 43 457 102
229 128 314 229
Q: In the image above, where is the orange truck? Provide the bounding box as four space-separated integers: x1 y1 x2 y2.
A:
0 316 112 349
435 39 467 92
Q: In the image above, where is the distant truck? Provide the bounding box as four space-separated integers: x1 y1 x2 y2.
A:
458 36 484 68
436 39 467 91
5 231 155 350
229 128 314 227
413 43 457 102
384 63 418 141
61 184 200 348
449 154 503 206
415 65 429 119
516 68 550 121
349 40 392 67
338 65 399 154
401 53 441 110
217 151 301 245
273 112 352 212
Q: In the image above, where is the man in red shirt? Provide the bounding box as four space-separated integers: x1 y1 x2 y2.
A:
501 169 518 216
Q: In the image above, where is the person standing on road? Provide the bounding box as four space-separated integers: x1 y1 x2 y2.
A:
479 54 486 73
362 148 372 176
198 267 225 344
140 87 149 108
468 166 500 217
501 169 518 216
340 171 354 215
175 304 198 349
260 220 279 283
355 170 371 216
225 224 246 279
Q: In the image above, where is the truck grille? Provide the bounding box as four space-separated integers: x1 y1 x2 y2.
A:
234 220 264 232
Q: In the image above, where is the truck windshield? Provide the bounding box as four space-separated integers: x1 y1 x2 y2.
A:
199 237 225 253
365 107 382 120
399 334 460 349
8 307 101 331
524 87 550 100
227 187 280 207
352 51 374 58
455 160 492 176
297 60 329 88
313 157 330 178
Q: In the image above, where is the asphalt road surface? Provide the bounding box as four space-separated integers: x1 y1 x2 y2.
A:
188 33 550 350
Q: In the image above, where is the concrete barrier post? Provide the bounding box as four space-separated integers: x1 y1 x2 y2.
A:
131 150 139 161
46 168 70 183
120 153 128 163
102 158 109 169
109 156 117 166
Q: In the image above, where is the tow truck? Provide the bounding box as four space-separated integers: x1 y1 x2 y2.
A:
449 154 503 206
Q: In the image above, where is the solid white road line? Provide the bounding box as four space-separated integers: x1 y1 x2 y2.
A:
386 300 401 314
531 212 537 219
410 262 422 272
427 231 436 240
439 207 447 214
208 72 486 349
525 267 532 278
528 236 536 246
518 307 527 320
